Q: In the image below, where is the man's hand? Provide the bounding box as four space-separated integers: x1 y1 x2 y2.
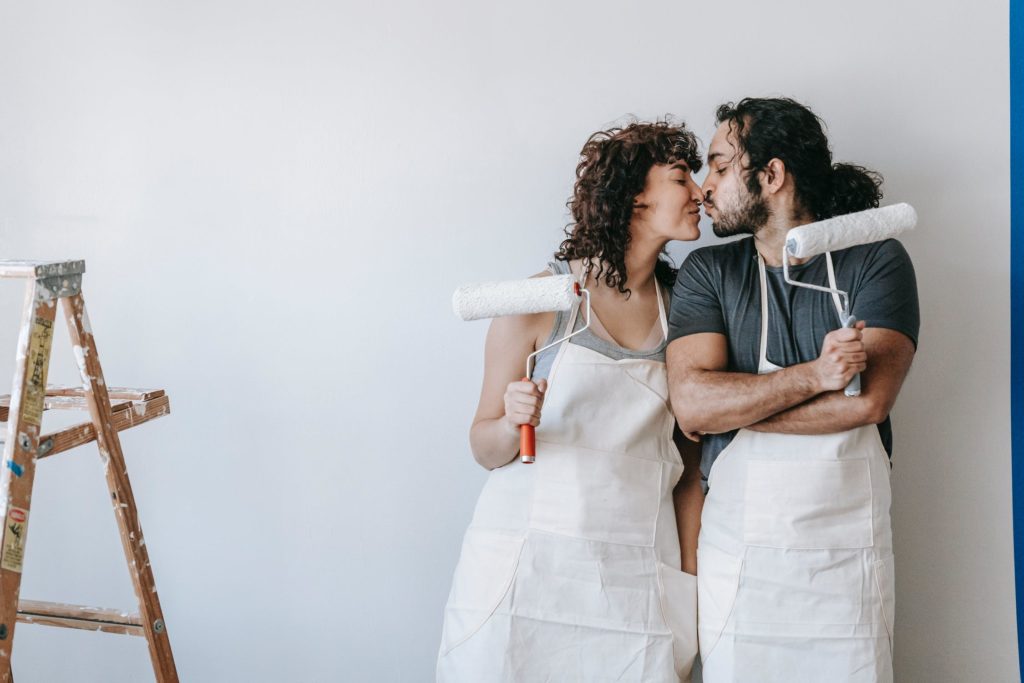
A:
749 327 916 434
813 321 868 392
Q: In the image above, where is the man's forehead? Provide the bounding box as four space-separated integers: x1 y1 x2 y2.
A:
708 124 737 159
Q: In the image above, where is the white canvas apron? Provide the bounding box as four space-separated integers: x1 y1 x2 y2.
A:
438 273 698 682
697 253 896 683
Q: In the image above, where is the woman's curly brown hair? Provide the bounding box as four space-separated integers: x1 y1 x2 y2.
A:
555 120 703 296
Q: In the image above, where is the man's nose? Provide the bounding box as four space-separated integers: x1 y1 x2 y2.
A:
701 175 714 197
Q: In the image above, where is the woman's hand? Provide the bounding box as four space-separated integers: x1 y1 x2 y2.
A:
502 379 548 431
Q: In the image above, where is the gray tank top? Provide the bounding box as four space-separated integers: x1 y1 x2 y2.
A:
531 260 669 382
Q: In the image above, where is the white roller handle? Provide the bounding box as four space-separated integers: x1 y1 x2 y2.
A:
839 311 862 397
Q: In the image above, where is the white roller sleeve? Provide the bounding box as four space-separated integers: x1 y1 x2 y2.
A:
453 274 579 321
785 203 918 258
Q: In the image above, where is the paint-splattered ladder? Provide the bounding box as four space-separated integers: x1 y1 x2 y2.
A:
0 261 178 682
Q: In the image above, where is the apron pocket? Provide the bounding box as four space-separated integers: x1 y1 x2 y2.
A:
530 446 663 546
657 563 698 680
440 528 524 655
696 544 743 664
874 554 896 653
743 458 873 549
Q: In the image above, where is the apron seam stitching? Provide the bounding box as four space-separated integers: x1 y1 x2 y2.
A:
439 535 526 657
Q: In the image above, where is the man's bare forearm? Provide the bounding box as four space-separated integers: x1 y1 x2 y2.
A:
747 330 915 435
747 390 876 434
673 362 822 434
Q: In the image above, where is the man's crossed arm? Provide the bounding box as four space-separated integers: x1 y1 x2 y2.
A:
667 326 915 436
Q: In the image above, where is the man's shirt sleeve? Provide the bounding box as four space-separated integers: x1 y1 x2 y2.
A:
668 249 726 345
851 238 920 349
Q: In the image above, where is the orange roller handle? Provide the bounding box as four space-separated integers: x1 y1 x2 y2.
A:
520 376 536 463
520 424 536 464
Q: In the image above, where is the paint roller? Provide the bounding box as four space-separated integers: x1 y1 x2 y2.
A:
453 274 591 463
782 202 917 396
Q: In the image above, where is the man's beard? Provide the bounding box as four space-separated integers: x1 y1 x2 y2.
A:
711 189 770 238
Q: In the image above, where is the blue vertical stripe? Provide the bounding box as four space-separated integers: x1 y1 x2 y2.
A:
1012 0 1023 676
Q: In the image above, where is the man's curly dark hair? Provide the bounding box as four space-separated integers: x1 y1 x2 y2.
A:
715 98 882 221
555 120 703 296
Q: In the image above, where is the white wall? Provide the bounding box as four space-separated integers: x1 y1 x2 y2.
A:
0 1 1014 681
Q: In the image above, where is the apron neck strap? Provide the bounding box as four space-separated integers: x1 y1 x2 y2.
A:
757 251 846 370
756 254 770 370
655 277 669 340
824 252 843 316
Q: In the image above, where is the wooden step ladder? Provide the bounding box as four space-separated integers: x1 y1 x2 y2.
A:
0 260 177 681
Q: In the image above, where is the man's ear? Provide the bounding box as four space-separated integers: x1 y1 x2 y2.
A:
761 158 787 195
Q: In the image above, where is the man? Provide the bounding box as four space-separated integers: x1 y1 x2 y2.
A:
667 98 918 682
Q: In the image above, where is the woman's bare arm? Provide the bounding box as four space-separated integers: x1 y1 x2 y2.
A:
469 272 556 470
672 427 704 575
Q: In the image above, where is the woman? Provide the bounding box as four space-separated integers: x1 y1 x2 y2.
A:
438 121 706 682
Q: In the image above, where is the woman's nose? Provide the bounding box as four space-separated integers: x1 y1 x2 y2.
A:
689 178 703 202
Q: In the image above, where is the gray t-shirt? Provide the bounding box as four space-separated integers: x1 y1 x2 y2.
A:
531 259 668 382
667 236 919 487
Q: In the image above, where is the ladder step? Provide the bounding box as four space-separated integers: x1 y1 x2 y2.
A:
0 395 171 455
16 600 143 636
35 395 172 459
0 386 165 422
0 397 132 422
41 386 165 401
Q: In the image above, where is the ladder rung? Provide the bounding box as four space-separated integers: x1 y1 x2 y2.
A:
35 395 172 459
17 600 143 636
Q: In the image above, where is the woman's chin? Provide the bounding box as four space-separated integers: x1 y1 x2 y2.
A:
672 226 701 242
